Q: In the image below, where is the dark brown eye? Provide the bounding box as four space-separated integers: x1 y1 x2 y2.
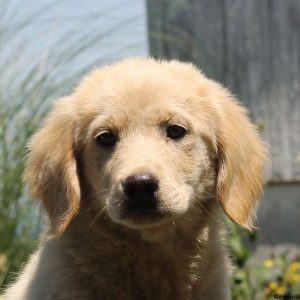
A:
166 124 187 140
95 131 117 148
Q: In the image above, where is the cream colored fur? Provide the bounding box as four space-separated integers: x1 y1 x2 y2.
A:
4 58 267 300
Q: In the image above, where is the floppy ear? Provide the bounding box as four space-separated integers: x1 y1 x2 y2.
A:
24 97 80 236
216 90 267 230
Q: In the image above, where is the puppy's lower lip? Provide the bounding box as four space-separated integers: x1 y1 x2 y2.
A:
121 208 167 221
126 209 163 216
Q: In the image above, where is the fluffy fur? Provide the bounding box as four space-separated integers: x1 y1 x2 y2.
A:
4 58 267 300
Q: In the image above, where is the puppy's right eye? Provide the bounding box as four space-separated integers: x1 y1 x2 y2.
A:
95 131 117 148
166 124 187 140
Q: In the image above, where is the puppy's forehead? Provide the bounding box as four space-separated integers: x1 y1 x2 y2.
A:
76 68 197 120
103 74 190 109
72 59 220 149
90 97 192 134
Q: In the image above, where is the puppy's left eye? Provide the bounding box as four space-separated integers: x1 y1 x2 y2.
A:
166 124 187 140
95 131 117 148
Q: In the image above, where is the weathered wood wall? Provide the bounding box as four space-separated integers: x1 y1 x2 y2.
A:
147 0 300 183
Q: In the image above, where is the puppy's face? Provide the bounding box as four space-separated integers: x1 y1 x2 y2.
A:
25 58 267 236
80 79 217 230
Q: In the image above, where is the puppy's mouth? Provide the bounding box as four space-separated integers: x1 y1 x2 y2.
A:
122 206 170 224
108 196 173 229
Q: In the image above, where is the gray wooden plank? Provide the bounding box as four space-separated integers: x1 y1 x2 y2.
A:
147 0 300 182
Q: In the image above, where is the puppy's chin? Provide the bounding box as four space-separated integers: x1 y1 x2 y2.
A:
106 202 178 232
111 211 176 242
121 212 174 230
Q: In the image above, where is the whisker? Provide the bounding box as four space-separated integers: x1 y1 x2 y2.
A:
88 205 107 230
90 188 111 198
88 188 112 212
88 198 103 212
201 190 219 201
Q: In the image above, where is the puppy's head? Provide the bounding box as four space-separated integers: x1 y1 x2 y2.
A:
25 58 267 237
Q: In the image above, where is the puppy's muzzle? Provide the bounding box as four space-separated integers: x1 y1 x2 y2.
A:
122 173 159 216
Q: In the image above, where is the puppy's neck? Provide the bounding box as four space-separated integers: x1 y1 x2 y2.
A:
50 201 227 299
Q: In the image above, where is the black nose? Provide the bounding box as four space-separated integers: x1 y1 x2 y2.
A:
123 173 158 199
122 173 159 214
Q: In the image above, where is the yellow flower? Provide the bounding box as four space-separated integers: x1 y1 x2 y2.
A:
269 281 278 290
289 262 300 273
276 286 286 295
285 262 300 284
264 259 274 268
289 273 300 283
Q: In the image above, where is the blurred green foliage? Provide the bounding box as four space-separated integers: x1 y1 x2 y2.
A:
227 219 300 299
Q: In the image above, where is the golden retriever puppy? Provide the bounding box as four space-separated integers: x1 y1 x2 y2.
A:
4 58 267 300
